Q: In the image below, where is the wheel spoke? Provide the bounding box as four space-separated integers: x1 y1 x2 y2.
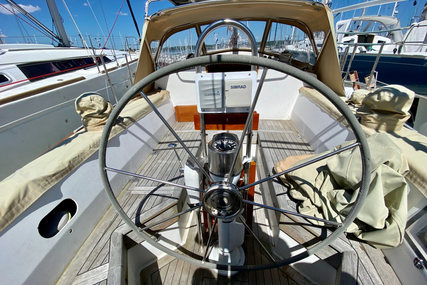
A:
139 91 213 183
139 202 202 231
238 216 276 262
226 68 268 182
240 142 360 191
243 199 342 227
203 217 218 263
104 166 205 193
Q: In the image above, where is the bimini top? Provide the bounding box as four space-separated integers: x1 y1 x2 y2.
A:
135 0 344 96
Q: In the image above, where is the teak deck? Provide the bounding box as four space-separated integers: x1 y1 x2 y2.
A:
57 120 402 285
257 120 402 285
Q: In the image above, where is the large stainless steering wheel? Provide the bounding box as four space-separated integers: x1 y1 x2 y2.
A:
99 54 371 271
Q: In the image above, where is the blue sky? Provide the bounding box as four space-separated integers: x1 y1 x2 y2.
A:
0 0 425 47
0 0 174 47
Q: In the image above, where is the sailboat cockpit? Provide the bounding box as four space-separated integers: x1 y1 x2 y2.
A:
1 1 427 285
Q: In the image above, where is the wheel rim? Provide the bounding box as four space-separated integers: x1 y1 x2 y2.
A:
99 54 371 271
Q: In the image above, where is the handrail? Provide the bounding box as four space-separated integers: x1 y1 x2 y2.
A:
336 26 411 35
337 21 427 36
338 41 427 47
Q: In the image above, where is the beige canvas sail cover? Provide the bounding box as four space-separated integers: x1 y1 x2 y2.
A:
357 85 415 133
0 91 169 233
275 133 409 248
75 92 113 132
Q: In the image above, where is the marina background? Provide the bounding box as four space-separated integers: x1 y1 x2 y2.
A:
0 0 426 50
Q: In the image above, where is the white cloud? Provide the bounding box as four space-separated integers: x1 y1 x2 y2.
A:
0 4 41 15
83 3 88 6
118 12 128 16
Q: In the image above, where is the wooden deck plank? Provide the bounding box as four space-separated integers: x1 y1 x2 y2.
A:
123 193 156 227
161 131 199 185
177 253 192 285
88 194 141 269
279 214 341 269
264 121 293 158
79 193 136 273
158 263 170 285
135 130 186 188
71 264 108 285
245 237 257 285
252 187 273 285
267 120 299 157
163 259 178 284
140 140 177 188
346 238 383 285
283 120 312 155
131 133 176 186
170 255 186 284
283 121 313 154
263 122 288 164
335 251 358 285
144 131 190 186
361 242 401 285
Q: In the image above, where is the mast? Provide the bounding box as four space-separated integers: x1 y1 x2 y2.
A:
420 2 427 21
126 0 141 39
46 0 70 46
5 0 69 46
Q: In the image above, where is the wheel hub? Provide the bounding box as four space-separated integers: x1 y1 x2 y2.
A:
202 182 243 221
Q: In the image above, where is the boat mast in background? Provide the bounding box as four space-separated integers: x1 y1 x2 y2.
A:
421 2 427 21
5 0 71 47
126 0 141 40
45 0 70 46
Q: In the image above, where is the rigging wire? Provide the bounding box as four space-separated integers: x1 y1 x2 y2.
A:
98 0 126 57
0 2 60 44
12 6 26 43
61 0 90 52
9 5 33 43
98 0 120 63
126 0 141 39
99 0 113 50
51 18 55 45
86 0 107 43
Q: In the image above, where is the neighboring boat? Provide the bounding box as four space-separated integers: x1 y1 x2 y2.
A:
336 16 427 95
1 1 427 285
0 43 138 180
0 0 139 180
336 15 404 53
